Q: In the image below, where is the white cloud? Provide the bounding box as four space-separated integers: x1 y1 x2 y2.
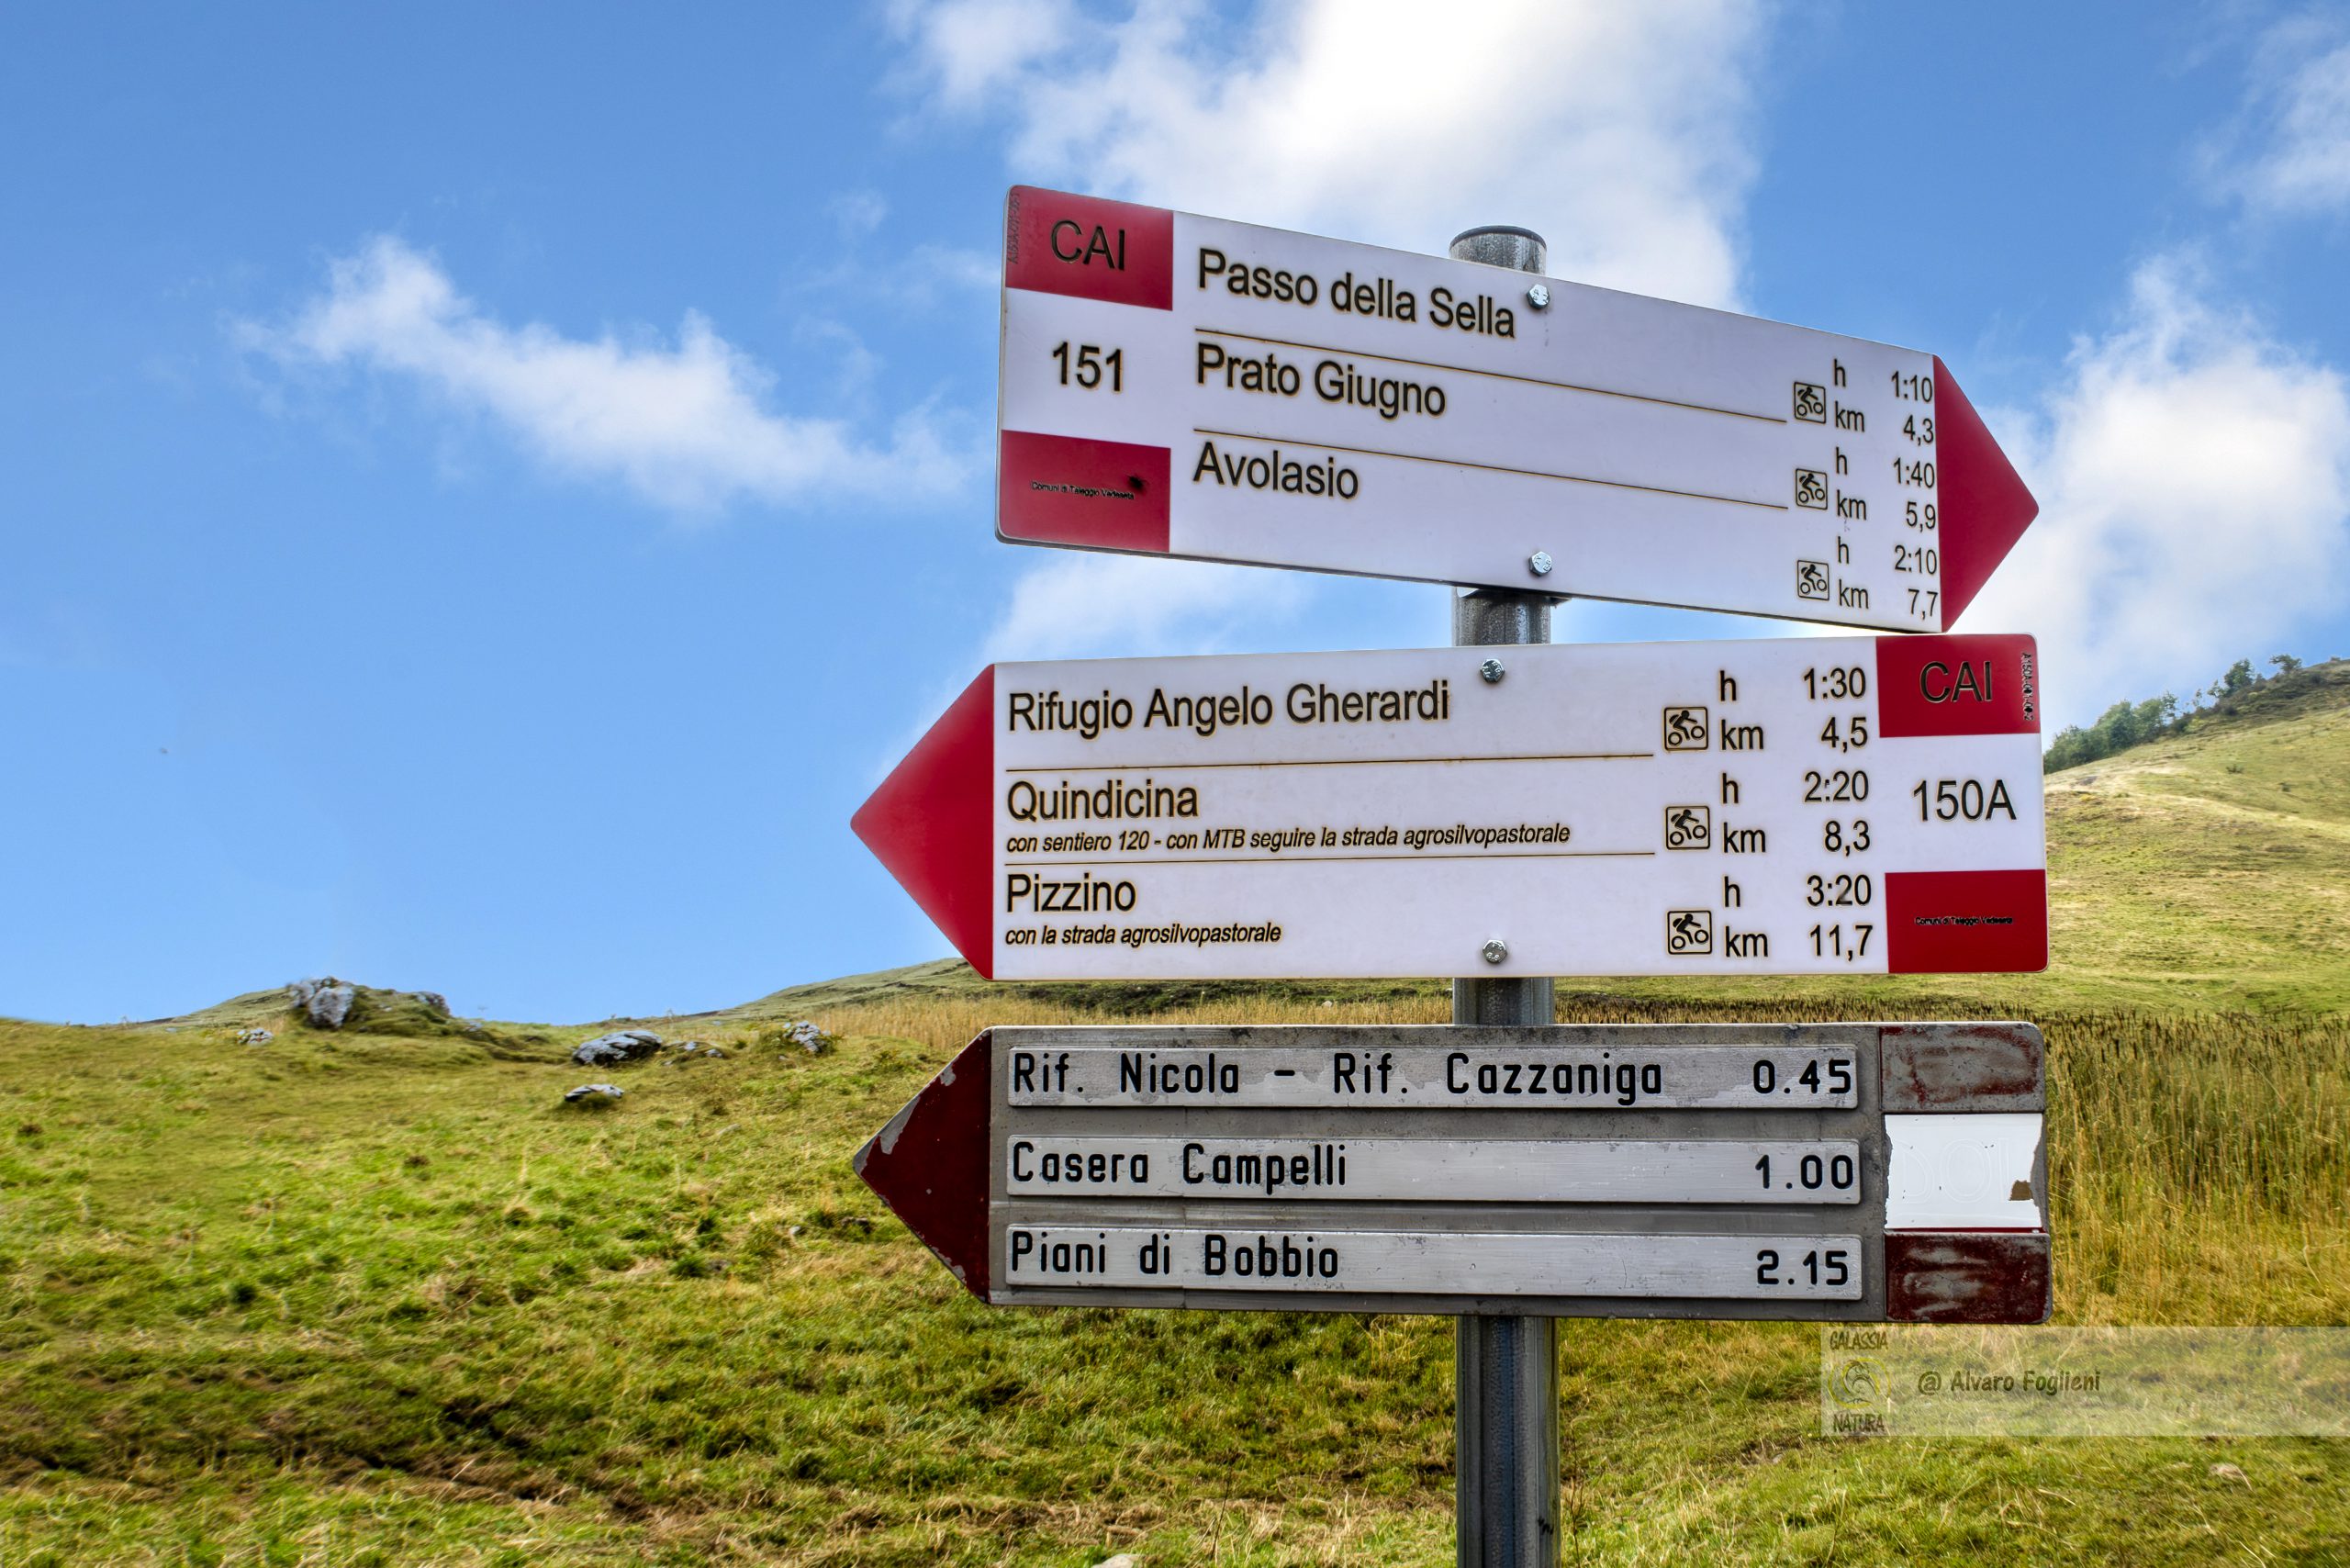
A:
891 0 1765 308
890 0 1076 109
2210 16 2350 216
1965 254 2350 727
829 188 891 238
983 551 1311 661
243 237 972 512
907 243 1001 295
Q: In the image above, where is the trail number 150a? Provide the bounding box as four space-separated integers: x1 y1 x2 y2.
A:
1912 778 2017 822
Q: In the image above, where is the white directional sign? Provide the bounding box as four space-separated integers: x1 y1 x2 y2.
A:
854 633 2046 980
855 1023 2053 1322
997 187 2039 633
1007 1137 1863 1204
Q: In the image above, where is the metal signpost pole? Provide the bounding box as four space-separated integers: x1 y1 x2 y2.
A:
1449 224 1561 1568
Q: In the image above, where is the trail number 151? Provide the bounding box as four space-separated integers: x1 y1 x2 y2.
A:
1052 342 1124 391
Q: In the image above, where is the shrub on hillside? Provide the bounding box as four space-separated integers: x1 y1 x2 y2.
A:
2043 654 2336 774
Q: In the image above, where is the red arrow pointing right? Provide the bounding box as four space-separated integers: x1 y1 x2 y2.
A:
1932 358 2040 630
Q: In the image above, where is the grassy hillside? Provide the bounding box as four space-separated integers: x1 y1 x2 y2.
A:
2037 659 2350 1013
1 1000 2344 1565
1 668 2346 1564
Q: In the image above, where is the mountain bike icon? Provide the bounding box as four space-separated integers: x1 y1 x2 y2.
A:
1662 706 1710 751
1664 805 1711 849
1665 909 1714 956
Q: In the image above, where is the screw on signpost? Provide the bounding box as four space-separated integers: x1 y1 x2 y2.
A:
1449 222 1562 1568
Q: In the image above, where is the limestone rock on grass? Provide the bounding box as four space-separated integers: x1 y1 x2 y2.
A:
287 979 357 1029
571 1029 663 1067
564 1083 625 1105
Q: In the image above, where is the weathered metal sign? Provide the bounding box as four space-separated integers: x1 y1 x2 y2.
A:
997 186 2038 633
854 1023 2051 1322
853 633 2046 980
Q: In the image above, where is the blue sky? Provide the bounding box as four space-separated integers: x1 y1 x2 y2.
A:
6 2 2349 1023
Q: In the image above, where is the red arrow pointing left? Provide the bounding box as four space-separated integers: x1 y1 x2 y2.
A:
852 1029 992 1299
850 667 998 979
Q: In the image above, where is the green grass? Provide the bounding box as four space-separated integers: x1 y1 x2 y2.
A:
1 999 2344 1564
3 670 2348 1563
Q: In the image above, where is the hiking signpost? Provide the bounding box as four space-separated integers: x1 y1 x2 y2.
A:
852 634 2049 983
854 189 2051 1567
855 1022 2049 1321
995 187 2037 633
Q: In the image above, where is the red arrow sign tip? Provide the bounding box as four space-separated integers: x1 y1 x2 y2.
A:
853 1029 993 1298
852 666 997 979
1931 357 2039 630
